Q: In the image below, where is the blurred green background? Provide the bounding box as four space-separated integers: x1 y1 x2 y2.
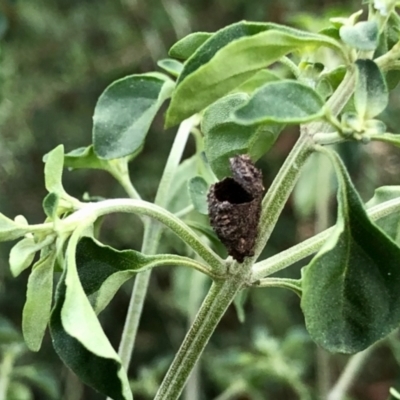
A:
2 0 400 399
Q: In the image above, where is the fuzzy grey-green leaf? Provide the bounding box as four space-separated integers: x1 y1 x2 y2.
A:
301 149 400 353
355 59 388 120
93 73 175 159
23 251 56 351
233 80 325 125
340 20 379 51
188 177 209 215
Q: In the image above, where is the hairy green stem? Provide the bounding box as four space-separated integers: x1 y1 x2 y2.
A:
154 277 244 400
63 199 224 273
115 116 200 375
252 195 400 280
253 132 314 259
253 69 356 261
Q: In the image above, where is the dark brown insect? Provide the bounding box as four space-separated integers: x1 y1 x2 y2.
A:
207 155 264 263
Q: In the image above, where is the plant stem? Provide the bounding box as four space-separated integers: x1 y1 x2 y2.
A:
253 132 314 259
327 345 375 400
154 277 244 400
252 194 400 280
0 349 15 400
114 116 199 375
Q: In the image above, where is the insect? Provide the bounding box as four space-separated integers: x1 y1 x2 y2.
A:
207 155 264 263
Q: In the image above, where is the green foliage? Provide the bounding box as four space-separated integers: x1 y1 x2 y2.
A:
340 21 379 50
233 80 325 124
166 21 343 127
22 251 56 351
93 73 175 159
355 59 388 121
3 2 400 400
301 149 400 353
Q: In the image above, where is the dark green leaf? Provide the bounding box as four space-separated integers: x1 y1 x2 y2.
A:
188 177 209 215
157 58 184 77
301 149 400 353
43 192 59 219
50 275 131 400
76 237 156 313
168 32 213 60
233 80 325 125
340 21 379 51
76 237 203 313
166 21 342 127
355 59 388 120
93 73 175 159
23 252 56 351
50 234 132 400
386 70 400 90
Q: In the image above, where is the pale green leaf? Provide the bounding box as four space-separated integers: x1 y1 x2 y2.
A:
44 145 65 195
23 251 56 351
9 238 42 277
157 58 184 77
0 213 30 242
340 20 379 51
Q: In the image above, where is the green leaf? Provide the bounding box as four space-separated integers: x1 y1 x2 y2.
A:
340 20 379 50
166 21 343 127
202 92 281 178
9 238 42 277
168 32 213 60
355 59 388 120
233 80 325 125
188 177 209 215
64 145 112 171
43 192 59 219
44 145 65 195
366 185 400 244
233 69 280 94
301 149 400 353
93 73 175 160
0 213 30 242
76 237 156 314
22 251 56 351
76 237 204 313
50 233 132 400
157 58 184 77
